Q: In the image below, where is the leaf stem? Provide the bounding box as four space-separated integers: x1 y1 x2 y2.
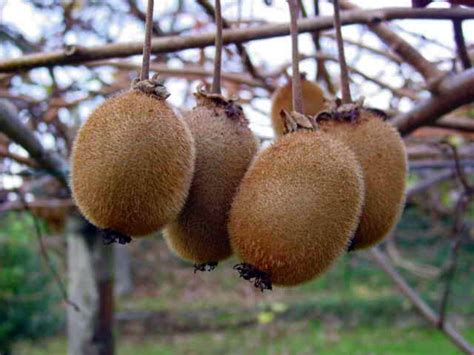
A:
211 0 223 94
287 0 303 113
333 0 352 103
140 0 155 81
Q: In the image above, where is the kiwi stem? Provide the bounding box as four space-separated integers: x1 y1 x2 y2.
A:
211 0 223 94
332 0 352 104
140 0 155 81
287 0 303 114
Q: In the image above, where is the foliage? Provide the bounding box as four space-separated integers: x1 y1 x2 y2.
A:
0 214 62 354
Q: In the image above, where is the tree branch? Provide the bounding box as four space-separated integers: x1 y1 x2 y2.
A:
1 7 472 73
0 99 68 186
394 69 474 135
88 61 267 88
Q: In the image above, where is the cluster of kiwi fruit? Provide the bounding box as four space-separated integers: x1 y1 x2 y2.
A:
226 79 407 289
70 77 258 263
70 75 406 290
70 0 407 291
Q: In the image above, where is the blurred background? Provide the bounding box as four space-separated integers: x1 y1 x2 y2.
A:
0 0 473 354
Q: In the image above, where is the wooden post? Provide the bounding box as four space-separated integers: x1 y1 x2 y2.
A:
67 216 115 355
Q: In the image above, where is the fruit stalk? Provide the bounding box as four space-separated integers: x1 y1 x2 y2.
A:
333 0 352 104
140 0 155 81
212 0 223 94
287 0 303 113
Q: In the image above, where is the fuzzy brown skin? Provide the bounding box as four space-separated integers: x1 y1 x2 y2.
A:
70 90 195 236
319 111 407 249
229 131 364 286
271 79 326 137
164 95 259 263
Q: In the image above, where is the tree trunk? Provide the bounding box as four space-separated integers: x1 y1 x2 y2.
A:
67 216 115 355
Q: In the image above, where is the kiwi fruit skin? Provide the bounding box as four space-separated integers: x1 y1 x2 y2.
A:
70 90 195 237
228 131 364 286
164 95 259 263
271 79 326 137
319 111 407 250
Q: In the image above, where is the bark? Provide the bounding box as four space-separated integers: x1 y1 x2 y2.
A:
394 68 474 135
0 99 68 185
0 7 472 72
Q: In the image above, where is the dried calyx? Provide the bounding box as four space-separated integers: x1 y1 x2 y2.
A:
131 74 170 99
101 229 132 245
314 100 387 125
194 262 218 273
280 109 316 134
195 86 247 123
233 263 272 292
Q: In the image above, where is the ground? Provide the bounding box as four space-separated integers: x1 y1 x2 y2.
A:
8 206 474 354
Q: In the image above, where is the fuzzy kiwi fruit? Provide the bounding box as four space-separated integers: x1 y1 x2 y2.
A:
229 112 364 287
317 107 407 250
271 78 326 137
71 85 195 237
164 91 259 264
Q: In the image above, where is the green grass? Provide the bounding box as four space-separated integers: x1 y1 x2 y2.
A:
17 324 474 355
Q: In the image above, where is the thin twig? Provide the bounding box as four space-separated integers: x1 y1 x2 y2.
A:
370 247 474 354
211 0 223 94
195 0 269 88
333 0 351 103
287 0 303 113
440 143 473 192
438 194 467 327
298 0 307 17
16 190 80 312
140 0 155 81
339 1 445 88
313 0 336 94
453 18 471 70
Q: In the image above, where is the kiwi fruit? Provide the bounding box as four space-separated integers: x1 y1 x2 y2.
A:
229 112 364 287
164 90 259 264
70 86 195 237
271 78 326 137
317 107 407 250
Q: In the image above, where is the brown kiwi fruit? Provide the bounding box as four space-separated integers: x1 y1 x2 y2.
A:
229 112 364 287
271 78 326 137
317 106 407 250
70 85 195 237
164 90 259 264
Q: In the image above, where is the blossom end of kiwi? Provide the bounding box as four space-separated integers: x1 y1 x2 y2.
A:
233 263 273 292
